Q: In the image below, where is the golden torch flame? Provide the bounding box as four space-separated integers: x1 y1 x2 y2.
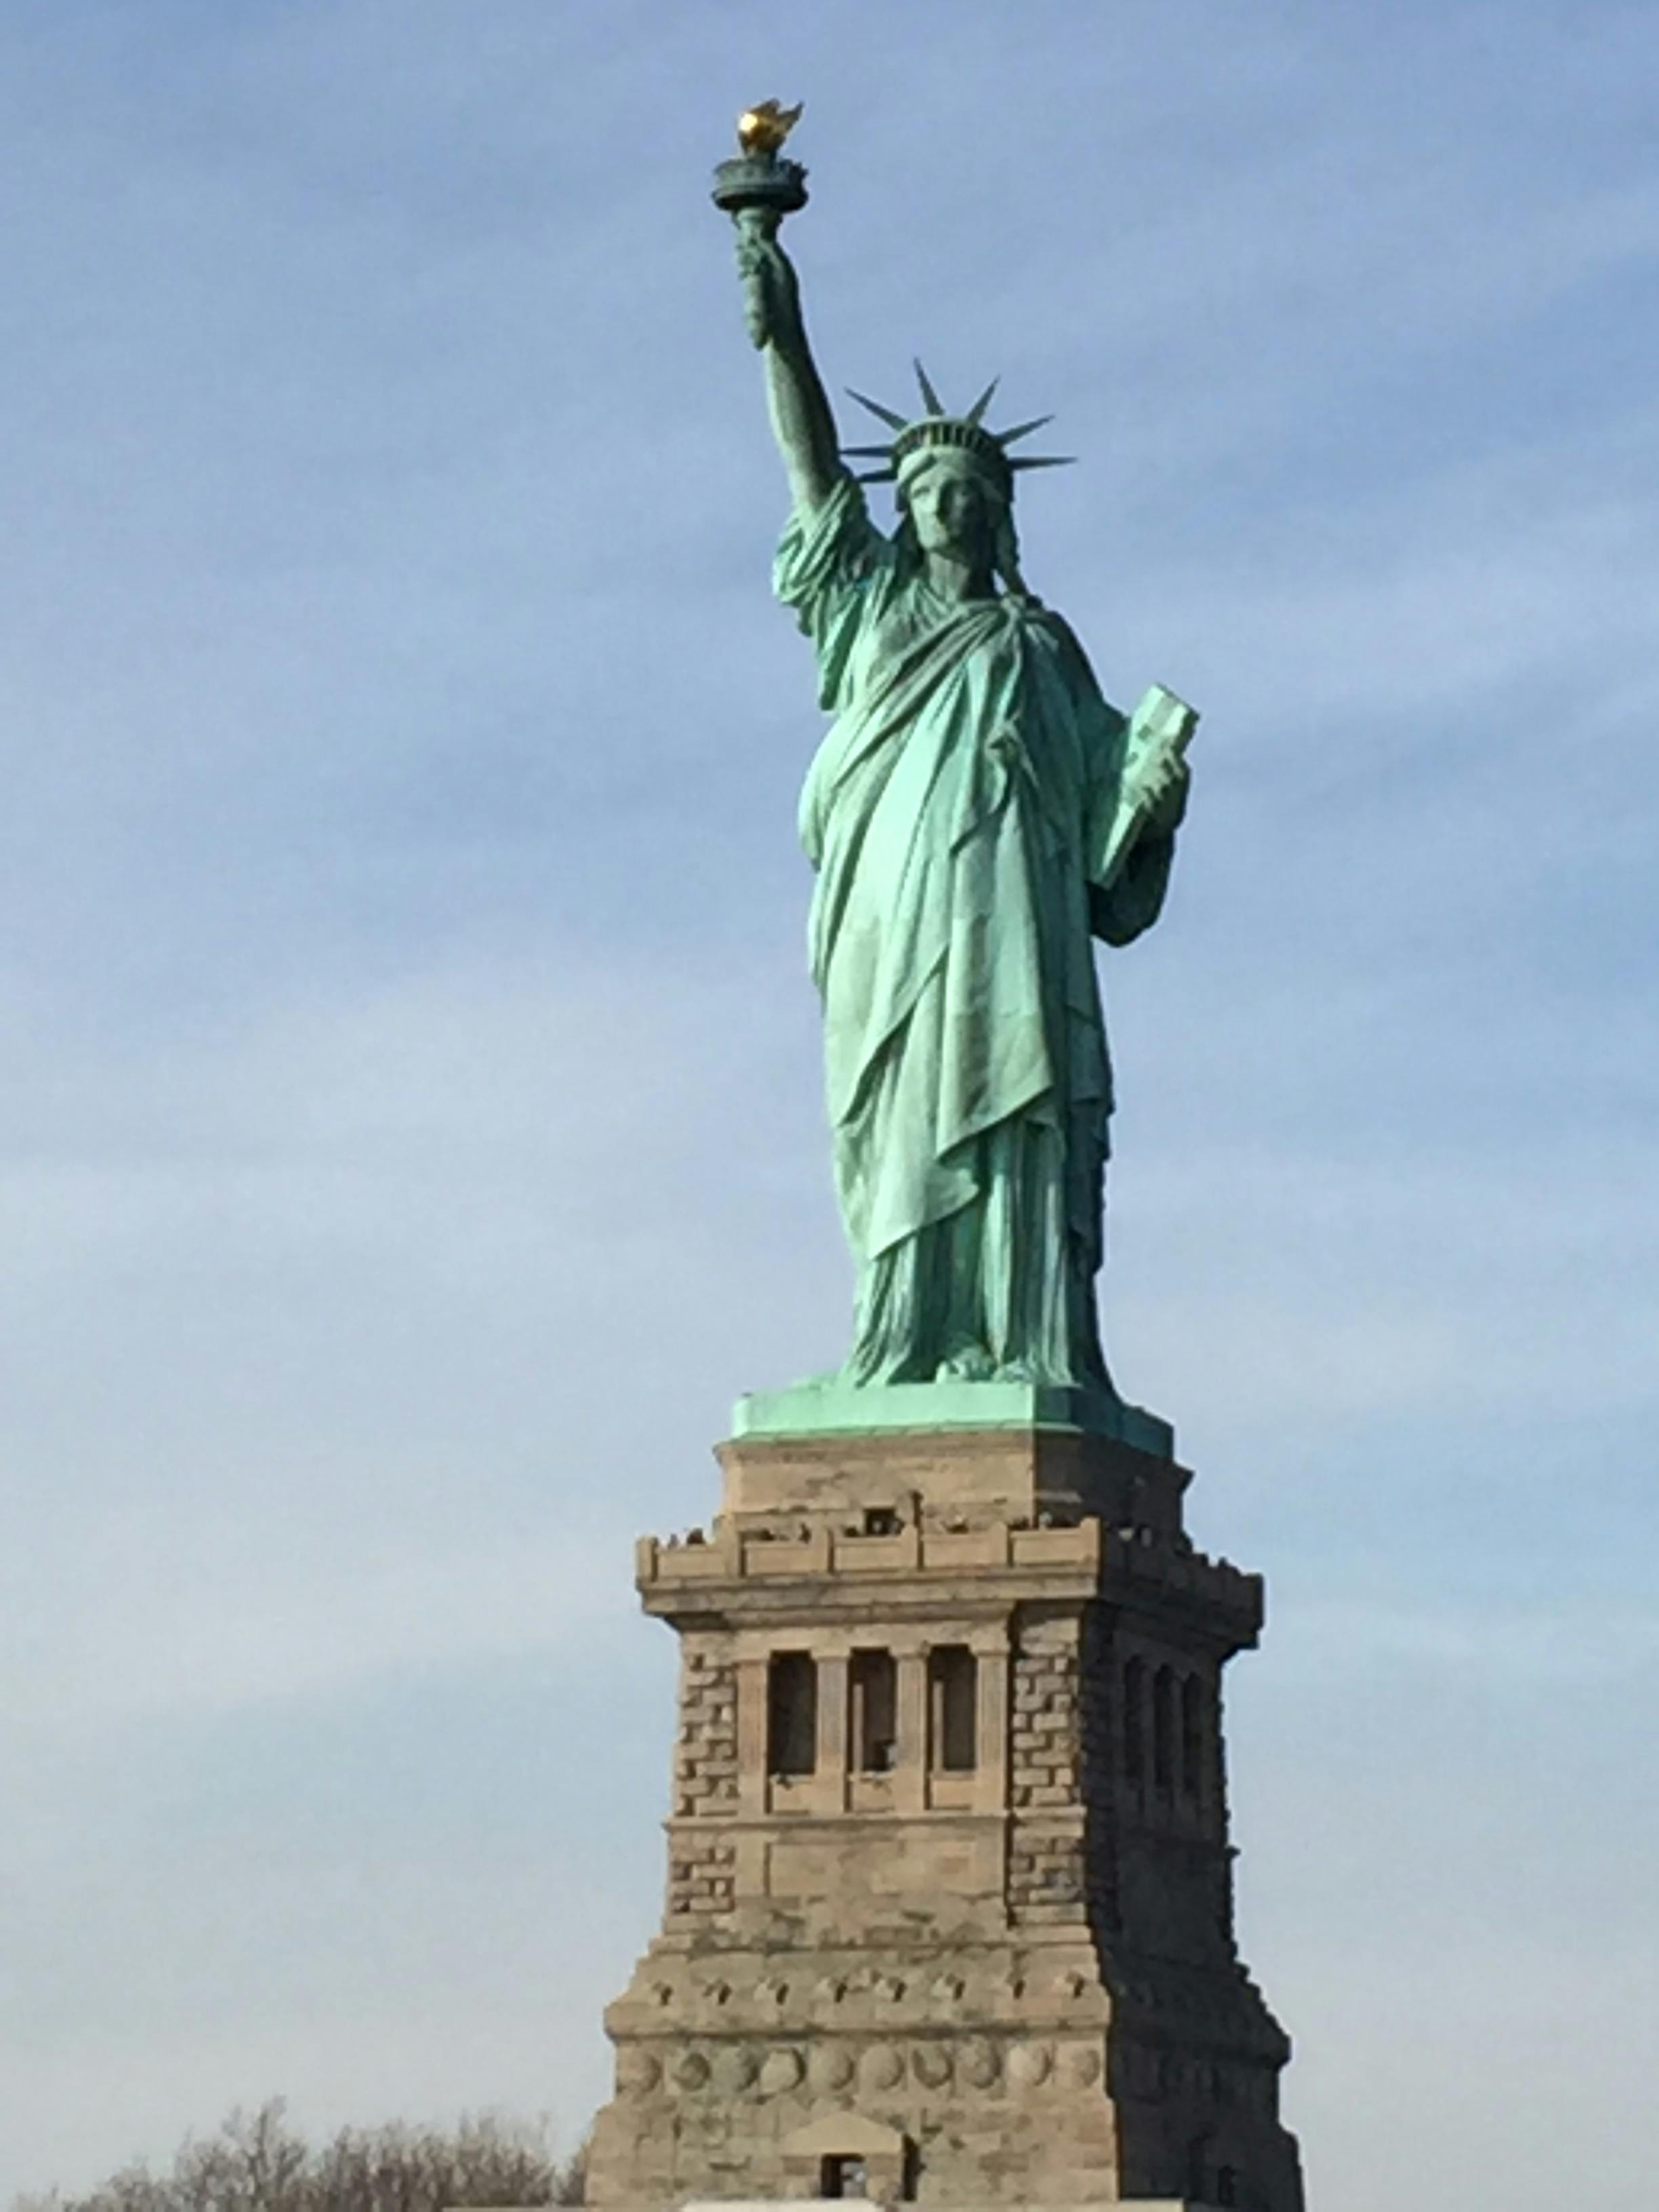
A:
737 100 803 157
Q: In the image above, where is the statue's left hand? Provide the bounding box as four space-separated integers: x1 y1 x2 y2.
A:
1144 758 1190 836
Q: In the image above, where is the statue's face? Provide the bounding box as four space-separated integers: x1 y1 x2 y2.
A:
904 452 1001 568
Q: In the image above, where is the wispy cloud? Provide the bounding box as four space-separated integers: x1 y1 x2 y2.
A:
0 1 1655 2205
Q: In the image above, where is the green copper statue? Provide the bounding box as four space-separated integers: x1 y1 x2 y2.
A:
718 109 1193 1412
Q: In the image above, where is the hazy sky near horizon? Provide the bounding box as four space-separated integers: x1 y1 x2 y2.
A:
1 3 1655 2207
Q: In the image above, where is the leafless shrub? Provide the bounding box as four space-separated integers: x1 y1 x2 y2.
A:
13 2102 586 2212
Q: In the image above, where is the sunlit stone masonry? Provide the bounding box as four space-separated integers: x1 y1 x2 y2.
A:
586 1421 1305 2212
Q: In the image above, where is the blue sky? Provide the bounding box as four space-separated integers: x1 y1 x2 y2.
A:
0 3 1655 2205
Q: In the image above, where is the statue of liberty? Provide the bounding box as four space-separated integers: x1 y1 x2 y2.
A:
720 110 1193 1412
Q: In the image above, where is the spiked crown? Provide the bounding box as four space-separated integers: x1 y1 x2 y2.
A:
841 361 1073 491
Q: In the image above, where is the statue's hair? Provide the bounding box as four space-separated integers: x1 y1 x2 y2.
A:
993 502 1031 600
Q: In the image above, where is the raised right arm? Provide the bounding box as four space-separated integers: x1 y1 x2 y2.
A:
735 222 842 511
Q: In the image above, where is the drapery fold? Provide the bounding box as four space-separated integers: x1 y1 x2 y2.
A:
777 476 1174 1385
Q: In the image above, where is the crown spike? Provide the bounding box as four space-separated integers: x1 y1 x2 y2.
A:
913 359 945 415
965 377 1001 426
846 388 907 430
854 467 897 483
996 414 1054 447
1008 453 1076 472
840 444 899 458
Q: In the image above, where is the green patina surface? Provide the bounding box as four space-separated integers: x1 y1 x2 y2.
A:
732 1378 1174 1455
722 129 1193 1435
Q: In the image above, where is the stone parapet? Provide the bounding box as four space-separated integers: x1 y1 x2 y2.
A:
638 1518 1261 1652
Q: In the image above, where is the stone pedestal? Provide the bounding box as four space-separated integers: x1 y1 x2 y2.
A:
586 1425 1304 2212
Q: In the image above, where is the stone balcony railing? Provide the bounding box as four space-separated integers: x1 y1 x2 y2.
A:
636 1517 1261 1633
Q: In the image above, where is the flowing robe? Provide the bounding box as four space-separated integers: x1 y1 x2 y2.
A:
777 476 1176 1387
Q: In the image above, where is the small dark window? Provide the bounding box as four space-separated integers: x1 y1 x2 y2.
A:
1216 2164 1239 2207
862 1506 901 1536
928 1645 977 1771
1122 1655 1145 1782
821 2155 868 2199
1181 1674 1204 1799
767 1652 817 1776
1152 1664 1174 1789
851 1648 897 1772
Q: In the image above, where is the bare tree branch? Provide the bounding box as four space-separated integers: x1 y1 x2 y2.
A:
12 2103 587 2212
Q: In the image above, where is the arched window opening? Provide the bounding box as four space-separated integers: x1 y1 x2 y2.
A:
850 1648 897 1773
767 1651 818 1776
1180 1673 1204 1799
1122 1656 1145 1783
821 2154 869 2198
1152 1665 1174 1790
928 1645 977 1771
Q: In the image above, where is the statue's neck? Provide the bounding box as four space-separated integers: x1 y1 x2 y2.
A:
922 550 996 603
